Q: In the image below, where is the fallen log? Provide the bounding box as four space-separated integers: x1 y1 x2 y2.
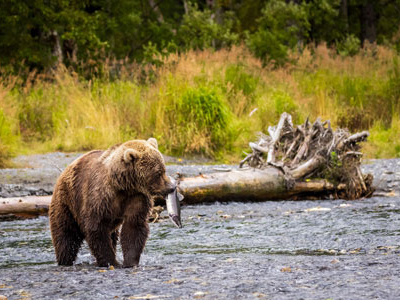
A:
0 168 347 218
0 196 173 223
179 167 346 204
0 196 50 219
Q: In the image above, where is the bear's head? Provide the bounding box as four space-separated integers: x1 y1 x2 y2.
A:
104 138 175 199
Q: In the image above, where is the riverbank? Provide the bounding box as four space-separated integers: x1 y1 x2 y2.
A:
0 152 399 199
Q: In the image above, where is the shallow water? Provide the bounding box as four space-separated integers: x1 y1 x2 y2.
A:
1 197 400 299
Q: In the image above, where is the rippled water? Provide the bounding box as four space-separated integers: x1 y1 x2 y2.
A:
1 197 400 299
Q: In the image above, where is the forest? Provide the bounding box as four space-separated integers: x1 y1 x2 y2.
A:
0 0 400 165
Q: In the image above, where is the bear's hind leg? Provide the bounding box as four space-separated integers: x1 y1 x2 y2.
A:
86 226 119 267
50 204 84 266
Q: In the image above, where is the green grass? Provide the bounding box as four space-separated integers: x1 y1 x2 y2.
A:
0 45 399 164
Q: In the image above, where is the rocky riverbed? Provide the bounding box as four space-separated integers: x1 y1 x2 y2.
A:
1 153 400 300
1 196 400 299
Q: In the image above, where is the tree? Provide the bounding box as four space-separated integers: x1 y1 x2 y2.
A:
246 0 310 65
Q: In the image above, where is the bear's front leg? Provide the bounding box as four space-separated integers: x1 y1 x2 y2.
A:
120 212 149 268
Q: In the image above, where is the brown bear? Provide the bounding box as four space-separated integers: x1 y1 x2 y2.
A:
49 138 175 267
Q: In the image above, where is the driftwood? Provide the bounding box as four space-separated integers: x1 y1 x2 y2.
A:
0 196 50 219
0 196 169 223
238 112 373 200
0 113 374 219
178 168 347 204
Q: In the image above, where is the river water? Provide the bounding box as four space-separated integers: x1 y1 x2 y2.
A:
1 196 400 299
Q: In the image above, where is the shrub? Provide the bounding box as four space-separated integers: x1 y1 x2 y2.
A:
337 34 361 57
155 84 233 156
246 0 309 65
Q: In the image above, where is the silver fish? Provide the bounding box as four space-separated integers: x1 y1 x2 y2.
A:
166 176 183 228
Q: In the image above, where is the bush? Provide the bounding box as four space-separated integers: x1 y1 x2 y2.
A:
155 84 233 156
246 0 309 65
337 35 361 57
256 89 301 132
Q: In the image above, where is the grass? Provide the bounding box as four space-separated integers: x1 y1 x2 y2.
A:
0 44 399 164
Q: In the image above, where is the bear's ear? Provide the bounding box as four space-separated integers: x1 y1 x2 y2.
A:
123 148 141 163
147 137 158 149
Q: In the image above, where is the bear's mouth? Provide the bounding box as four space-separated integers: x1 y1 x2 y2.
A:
151 185 176 199
157 191 171 199
149 190 169 200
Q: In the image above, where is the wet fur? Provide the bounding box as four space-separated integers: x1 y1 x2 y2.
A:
49 139 173 267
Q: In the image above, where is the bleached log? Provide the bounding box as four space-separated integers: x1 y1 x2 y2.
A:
178 168 342 204
0 167 349 218
290 156 325 179
0 196 51 218
267 112 292 163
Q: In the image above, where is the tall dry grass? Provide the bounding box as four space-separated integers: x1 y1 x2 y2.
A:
0 44 399 163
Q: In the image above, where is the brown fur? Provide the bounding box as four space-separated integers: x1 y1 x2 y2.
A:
49 138 175 267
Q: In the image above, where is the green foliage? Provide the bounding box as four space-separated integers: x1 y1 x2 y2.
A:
323 151 344 184
272 90 299 119
0 0 106 72
142 41 178 66
223 64 259 116
304 0 342 44
160 85 233 156
179 87 229 134
225 64 258 96
177 4 238 51
246 0 310 65
17 85 65 141
256 89 301 132
297 58 400 132
337 35 361 57
367 117 400 158
2 0 400 73
0 109 19 167
386 57 400 108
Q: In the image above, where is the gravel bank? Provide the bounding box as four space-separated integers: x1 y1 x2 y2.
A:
0 152 399 198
